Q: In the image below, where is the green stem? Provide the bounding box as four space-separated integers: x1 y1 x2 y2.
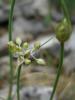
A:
61 0 71 27
44 0 51 26
9 0 15 41
50 43 64 100
8 0 16 100
17 64 22 100
8 53 13 100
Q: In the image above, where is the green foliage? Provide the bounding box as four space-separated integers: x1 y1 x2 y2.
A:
50 0 75 13
64 0 75 13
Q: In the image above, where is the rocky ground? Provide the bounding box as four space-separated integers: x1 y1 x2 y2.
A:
0 0 75 100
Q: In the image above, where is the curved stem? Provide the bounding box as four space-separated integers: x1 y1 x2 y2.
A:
8 0 16 100
50 43 64 100
17 64 22 100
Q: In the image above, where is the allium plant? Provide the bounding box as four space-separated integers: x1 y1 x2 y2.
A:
8 0 72 100
50 17 72 100
8 38 46 66
49 0 72 99
8 37 47 100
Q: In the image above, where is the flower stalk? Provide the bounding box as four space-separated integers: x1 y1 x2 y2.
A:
8 0 16 100
50 43 64 100
50 0 72 99
17 64 22 100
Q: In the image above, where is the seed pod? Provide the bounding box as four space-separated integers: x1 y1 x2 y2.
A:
56 18 72 43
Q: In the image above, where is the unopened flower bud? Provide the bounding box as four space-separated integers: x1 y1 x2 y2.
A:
25 59 31 65
16 46 22 52
8 41 16 52
23 42 28 48
24 50 30 58
8 41 14 47
16 37 22 45
36 58 46 65
56 18 72 43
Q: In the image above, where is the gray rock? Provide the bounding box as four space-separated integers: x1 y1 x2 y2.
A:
0 1 9 22
65 26 75 51
20 86 56 100
0 25 33 56
63 26 75 74
59 82 75 100
32 0 49 16
51 9 63 22
63 51 75 75
0 0 49 22
13 17 45 33
14 0 34 17
15 0 49 17
0 56 9 77
0 85 16 100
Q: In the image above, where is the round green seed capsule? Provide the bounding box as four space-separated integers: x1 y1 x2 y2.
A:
56 18 72 43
